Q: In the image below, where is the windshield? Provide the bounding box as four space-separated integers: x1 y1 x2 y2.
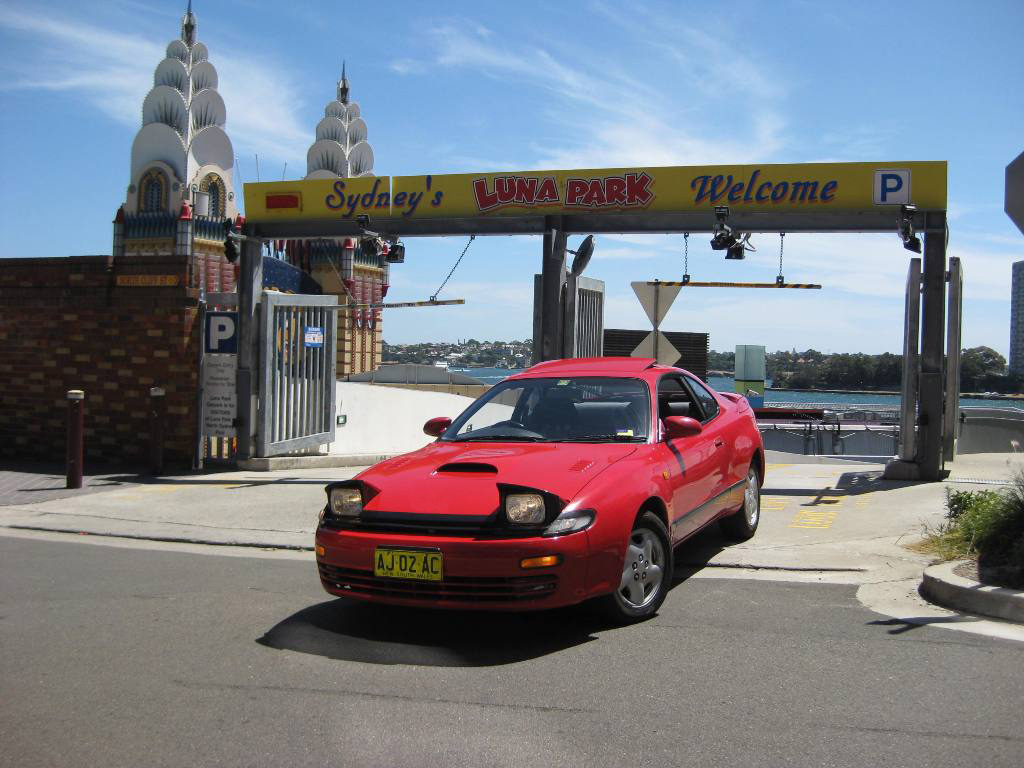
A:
442 376 650 443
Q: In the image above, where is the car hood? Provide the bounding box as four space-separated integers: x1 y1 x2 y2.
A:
358 441 639 516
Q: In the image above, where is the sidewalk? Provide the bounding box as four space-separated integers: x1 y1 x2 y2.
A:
0 452 1017 572
0 453 954 572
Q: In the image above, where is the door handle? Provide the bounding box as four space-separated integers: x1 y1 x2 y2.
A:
714 437 725 448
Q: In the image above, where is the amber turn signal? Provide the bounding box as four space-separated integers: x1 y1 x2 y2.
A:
520 554 562 569
315 544 325 556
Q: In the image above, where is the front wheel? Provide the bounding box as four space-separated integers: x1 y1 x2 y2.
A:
720 465 760 541
599 511 672 623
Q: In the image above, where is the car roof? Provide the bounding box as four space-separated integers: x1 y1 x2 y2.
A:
509 357 697 381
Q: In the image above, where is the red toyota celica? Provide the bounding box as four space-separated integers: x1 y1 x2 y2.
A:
315 357 764 622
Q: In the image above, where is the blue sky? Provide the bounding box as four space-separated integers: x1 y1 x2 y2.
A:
2 0 1023 356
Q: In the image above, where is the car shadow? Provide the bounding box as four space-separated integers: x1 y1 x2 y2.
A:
257 598 613 667
258 524 740 667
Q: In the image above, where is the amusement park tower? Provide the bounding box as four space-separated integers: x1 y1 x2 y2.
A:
285 64 391 375
112 2 238 293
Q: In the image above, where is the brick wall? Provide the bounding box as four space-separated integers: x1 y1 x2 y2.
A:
0 255 201 468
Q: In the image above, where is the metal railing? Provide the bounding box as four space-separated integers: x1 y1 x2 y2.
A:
257 292 338 457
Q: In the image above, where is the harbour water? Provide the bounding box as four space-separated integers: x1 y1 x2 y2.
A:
448 368 1023 411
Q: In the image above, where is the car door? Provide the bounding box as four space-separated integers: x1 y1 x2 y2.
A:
683 375 732 511
655 374 721 542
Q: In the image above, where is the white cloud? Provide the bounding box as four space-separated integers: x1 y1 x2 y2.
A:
414 14 785 170
0 5 310 175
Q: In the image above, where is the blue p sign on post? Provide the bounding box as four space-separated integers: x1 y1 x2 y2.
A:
874 169 911 205
205 312 238 354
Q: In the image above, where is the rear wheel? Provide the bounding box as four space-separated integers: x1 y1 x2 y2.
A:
720 465 760 541
600 511 672 623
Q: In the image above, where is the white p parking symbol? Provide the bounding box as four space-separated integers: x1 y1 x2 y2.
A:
205 312 238 354
210 317 235 348
874 169 911 205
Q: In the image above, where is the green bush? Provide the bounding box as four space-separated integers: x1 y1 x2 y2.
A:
934 478 1024 587
938 489 1006 557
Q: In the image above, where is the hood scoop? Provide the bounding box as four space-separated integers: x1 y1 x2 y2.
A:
436 462 498 474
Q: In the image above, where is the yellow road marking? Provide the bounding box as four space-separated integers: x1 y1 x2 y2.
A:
789 508 838 528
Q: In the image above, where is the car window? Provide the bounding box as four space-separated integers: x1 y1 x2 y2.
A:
443 377 650 443
686 377 720 422
657 375 696 421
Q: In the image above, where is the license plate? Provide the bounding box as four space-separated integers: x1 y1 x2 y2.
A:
373 548 443 582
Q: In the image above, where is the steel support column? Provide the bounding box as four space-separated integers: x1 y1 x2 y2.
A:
943 257 963 462
538 215 567 362
236 238 262 459
917 225 948 480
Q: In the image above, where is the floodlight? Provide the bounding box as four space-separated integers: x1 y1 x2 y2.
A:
899 204 922 253
568 235 595 276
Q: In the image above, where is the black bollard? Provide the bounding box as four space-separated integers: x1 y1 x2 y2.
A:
149 387 166 475
66 390 84 489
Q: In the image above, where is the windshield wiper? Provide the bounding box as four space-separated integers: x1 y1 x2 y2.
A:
452 435 547 442
560 435 646 442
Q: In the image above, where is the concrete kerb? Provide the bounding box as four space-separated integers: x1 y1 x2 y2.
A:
237 454 398 471
921 560 1024 623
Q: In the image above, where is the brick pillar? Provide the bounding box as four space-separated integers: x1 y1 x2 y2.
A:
175 202 194 290
112 206 125 259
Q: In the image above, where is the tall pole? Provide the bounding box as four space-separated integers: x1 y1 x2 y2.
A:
66 390 84 489
236 237 262 459
539 215 567 361
918 217 948 480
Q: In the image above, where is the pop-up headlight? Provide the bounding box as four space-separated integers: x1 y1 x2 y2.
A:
328 487 363 518
505 493 546 525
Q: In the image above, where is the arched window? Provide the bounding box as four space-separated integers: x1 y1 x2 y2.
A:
208 183 221 218
138 169 168 212
200 173 225 217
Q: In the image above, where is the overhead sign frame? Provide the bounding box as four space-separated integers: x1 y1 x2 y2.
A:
243 161 948 239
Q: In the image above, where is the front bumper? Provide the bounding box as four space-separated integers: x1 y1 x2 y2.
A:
315 526 593 611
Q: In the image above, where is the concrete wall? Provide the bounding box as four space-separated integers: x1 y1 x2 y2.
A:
328 382 476 457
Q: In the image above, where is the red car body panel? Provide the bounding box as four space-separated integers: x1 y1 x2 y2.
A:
316 358 764 611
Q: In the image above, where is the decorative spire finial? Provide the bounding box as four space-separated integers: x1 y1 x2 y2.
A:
337 61 350 104
181 1 197 46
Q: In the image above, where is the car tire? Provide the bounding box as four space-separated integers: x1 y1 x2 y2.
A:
720 464 760 541
600 511 672 623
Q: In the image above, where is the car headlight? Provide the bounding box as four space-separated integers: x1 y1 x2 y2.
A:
543 508 595 537
505 493 546 525
329 487 363 518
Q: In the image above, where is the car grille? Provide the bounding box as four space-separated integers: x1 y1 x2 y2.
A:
318 563 559 602
320 514 539 539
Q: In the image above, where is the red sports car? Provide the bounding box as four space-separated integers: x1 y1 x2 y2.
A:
315 357 764 621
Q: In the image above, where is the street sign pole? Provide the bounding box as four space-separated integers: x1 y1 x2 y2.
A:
237 237 262 459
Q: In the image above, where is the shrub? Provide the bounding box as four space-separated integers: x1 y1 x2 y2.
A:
931 478 1024 588
978 472 1024 581
936 489 1006 559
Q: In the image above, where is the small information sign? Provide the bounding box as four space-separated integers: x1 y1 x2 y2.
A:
202 355 237 437
304 326 325 348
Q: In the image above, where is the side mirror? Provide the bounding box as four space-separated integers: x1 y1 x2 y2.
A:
423 416 452 437
664 415 702 440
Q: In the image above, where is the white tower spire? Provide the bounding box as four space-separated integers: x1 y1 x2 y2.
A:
306 64 374 179
124 1 236 218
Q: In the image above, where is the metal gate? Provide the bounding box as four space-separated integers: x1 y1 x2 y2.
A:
257 292 338 457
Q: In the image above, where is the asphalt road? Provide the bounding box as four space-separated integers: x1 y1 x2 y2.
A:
1 535 1021 768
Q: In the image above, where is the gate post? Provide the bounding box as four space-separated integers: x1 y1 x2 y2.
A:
236 237 262 459
538 215 567 362
918 217 948 480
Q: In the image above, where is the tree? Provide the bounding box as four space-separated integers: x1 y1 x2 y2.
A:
961 346 1006 391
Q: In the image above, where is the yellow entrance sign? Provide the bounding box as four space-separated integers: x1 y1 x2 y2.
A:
243 161 946 223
